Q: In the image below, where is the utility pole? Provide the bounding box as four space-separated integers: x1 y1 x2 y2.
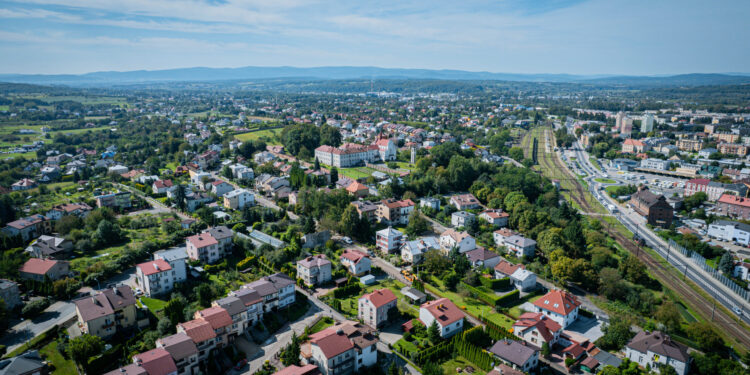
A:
711 301 716 321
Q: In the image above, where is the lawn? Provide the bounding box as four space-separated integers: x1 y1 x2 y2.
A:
322 165 377 180
309 316 334 334
424 279 515 330
1 151 36 160
594 178 616 184
234 128 282 144
325 278 407 318
140 297 168 312
394 337 419 357
393 162 416 171
508 293 544 319
441 356 487 375
40 340 77 375
589 156 602 171
0 105 9 111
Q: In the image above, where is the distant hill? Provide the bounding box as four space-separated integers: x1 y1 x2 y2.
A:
1 66 749 87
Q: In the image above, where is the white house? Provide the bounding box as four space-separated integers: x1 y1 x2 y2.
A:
510 268 537 292
733 262 750 281
376 227 404 253
186 233 220 264
223 189 255 210
464 248 500 270
505 235 536 258
439 229 476 253
340 249 371 276
211 180 234 197
533 289 581 328
242 273 296 312
419 298 465 338
512 312 562 347
305 321 378 375
451 211 475 228
153 247 188 284
479 210 509 227
358 288 397 328
419 197 440 210
136 259 175 297
624 331 690 375
152 179 175 195
707 220 750 246
493 228 517 248
400 237 440 264
296 254 332 287
489 339 539 373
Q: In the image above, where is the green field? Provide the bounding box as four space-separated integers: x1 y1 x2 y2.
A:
40 340 77 375
0 105 9 111
16 94 127 106
424 278 515 330
1 151 36 160
441 356 486 375
234 128 282 145
140 297 168 312
594 178 616 184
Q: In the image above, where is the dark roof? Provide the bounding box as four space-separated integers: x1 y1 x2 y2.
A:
207 226 233 240
0 351 46 375
489 339 538 367
102 286 136 310
626 331 689 363
632 188 668 208
214 295 246 316
157 332 198 362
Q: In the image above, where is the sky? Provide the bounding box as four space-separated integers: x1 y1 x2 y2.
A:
0 0 748 76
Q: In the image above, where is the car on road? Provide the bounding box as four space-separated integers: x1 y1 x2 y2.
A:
733 307 743 316
341 236 353 244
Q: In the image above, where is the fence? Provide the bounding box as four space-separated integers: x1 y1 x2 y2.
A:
667 239 750 302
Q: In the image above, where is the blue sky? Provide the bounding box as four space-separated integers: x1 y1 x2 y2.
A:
0 0 748 75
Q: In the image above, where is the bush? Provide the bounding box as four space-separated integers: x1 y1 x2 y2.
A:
403 332 413 341
22 298 50 318
480 276 509 290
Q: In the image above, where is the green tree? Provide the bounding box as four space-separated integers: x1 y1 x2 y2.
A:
222 165 232 179
422 361 442 375
541 341 550 358
0 299 8 332
67 334 104 372
404 210 428 237
508 147 524 162
655 301 682 333
339 205 360 238
687 322 724 352
427 320 440 343
718 251 734 275
55 215 83 235
173 184 186 211
596 317 634 350
281 332 301 366
330 167 339 184
164 296 186 326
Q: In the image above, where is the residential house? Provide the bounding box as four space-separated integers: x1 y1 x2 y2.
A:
196 150 219 170
505 235 537 258
74 286 138 338
376 199 415 225
479 210 509 227
450 193 480 210
302 231 331 249
685 178 747 202
451 211 475 228
153 247 189 284
302 321 379 375
621 139 647 154
400 237 440 264
419 197 440 210
176 320 216 362
716 194 750 220
513 312 563 347
185 192 212 212
630 187 674 228
212 296 247 338
132 348 178 375
2 214 52 242
272 364 320 375
104 364 147 375
350 201 378 222
11 178 36 191
0 279 21 309
297 255 332 287
419 298 465 338
152 179 175 195
375 227 404 253
95 191 132 209
493 228 517 248
25 235 73 259
439 229 476 253
223 189 254 210
358 289 397 328
533 289 581 328
465 248 500 269
242 273 296 312
510 268 537 292
136 259 175 297
495 260 525 279
46 202 92 220
186 233 220 264
489 339 539 373
340 249 371 276
624 331 690 375
156 333 199 375
229 164 254 180
228 288 264 328
194 306 233 348
0 351 49 375
210 180 234 197
19 258 69 281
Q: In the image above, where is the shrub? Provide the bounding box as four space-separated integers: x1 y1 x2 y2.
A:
480 276 509 290
22 298 50 318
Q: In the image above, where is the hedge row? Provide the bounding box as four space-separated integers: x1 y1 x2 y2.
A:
480 276 509 290
461 282 518 307
333 283 362 299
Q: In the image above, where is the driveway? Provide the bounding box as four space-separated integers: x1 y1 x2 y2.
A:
565 316 604 342
0 301 76 353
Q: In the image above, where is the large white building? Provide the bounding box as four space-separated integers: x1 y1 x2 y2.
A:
314 143 379 168
707 220 750 246
153 247 189 285
376 227 404 253
641 113 655 133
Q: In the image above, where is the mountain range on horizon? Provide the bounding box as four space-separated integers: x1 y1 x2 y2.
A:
2 66 750 87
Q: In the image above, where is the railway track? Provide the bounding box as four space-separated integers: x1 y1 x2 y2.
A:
540 128 750 349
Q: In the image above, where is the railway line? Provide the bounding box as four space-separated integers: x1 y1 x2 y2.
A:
539 127 750 349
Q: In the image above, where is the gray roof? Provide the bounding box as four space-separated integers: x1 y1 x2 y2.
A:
489 339 538 367
401 287 426 301
626 331 689 363
465 248 500 263
593 350 622 368
0 351 46 375
215 295 246 316
153 247 188 262
207 226 233 241
506 235 536 248
157 332 198 361
245 273 294 297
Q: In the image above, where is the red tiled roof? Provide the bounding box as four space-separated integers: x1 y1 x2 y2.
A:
19 258 60 275
154 179 173 189
533 289 581 316
346 182 369 193
311 331 354 359
687 178 710 186
623 139 645 147
273 364 321 375
211 179 228 186
195 306 233 329
513 312 561 343
133 348 178 375
380 198 415 208
187 233 218 248
421 298 465 327
137 259 172 276
718 194 750 208
494 260 524 276
340 249 368 264
178 319 216 343
361 288 397 308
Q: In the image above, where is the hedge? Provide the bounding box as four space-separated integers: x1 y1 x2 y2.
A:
496 289 520 307
460 282 506 307
480 276 509 290
333 283 361 299
454 338 494 371
413 339 454 365
480 316 517 341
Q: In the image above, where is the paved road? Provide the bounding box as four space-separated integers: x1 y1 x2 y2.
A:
210 172 299 220
0 301 76 353
117 184 191 220
422 214 448 234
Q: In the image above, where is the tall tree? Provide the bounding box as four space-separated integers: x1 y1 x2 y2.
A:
67 334 104 372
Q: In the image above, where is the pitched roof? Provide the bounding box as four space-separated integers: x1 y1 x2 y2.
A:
103 364 148 375
495 260 524 276
718 194 750 208
297 254 331 269
311 331 354 359
420 298 465 327
74 293 114 322
206 226 233 240
465 248 499 263
230 288 263 306
533 289 581 316
178 319 216 343
195 306 233 329
340 248 369 264
451 193 479 206
19 258 62 275
346 182 369 193
186 233 218 248
136 259 172 276
214 295 246 316
441 228 471 243
133 348 178 375
156 332 198 362
625 331 689 362
489 339 538 367
360 289 397 308
153 179 173 189
513 312 561 343
272 364 321 375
